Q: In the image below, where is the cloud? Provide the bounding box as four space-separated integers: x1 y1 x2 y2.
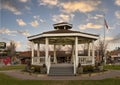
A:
17 30 30 36
0 0 22 15
0 27 30 37
60 0 101 13
101 36 114 42
115 0 120 6
33 15 45 23
86 14 104 21
52 14 74 22
15 41 21 49
94 14 104 19
79 23 103 30
110 33 120 43
106 37 114 41
13 41 22 51
38 0 58 6
0 28 17 36
25 6 31 11
16 19 27 26
30 20 39 27
115 11 120 19
19 0 29 3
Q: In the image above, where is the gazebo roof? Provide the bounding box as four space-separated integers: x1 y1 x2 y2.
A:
28 22 99 44
42 29 98 37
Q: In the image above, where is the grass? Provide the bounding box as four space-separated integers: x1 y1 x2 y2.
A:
104 65 120 70
0 73 120 85
0 64 25 71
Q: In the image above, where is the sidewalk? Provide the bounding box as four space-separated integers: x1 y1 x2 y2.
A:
1 70 120 80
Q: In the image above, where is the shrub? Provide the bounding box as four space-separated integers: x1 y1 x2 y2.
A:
40 64 47 74
30 64 47 74
31 65 41 72
77 66 83 74
83 65 94 73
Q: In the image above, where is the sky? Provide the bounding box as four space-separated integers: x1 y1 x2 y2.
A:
0 0 120 51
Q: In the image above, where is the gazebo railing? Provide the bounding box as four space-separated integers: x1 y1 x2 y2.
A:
32 57 45 65
79 56 93 65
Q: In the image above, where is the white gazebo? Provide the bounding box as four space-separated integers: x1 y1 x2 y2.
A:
28 22 99 75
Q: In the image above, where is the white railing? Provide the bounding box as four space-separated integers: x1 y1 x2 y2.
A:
79 56 93 65
32 57 45 65
47 55 51 74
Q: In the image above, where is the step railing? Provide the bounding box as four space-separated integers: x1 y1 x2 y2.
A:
47 55 51 74
73 54 76 75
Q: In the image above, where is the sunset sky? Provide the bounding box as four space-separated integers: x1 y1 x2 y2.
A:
0 0 120 51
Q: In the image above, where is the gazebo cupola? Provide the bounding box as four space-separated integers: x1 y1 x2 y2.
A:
53 22 72 30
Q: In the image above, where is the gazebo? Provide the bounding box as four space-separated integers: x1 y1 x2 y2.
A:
28 22 99 75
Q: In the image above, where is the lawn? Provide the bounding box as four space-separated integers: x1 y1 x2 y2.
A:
104 65 120 70
0 73 120 85
0 65 25 71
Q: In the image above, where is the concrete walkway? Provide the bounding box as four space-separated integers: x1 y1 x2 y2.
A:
0 70 120 80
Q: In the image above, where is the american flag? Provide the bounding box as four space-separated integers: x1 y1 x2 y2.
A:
104 18 109 29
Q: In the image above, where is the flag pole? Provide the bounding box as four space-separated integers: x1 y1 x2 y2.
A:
103 14 107 65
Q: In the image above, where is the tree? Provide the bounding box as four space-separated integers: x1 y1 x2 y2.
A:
26 41 32 51
95 40 108 63
7 41 16 57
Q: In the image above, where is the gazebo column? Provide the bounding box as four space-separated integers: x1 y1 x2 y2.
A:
45 38 49 66
37 43 40 64
71 44 74 63
31 41 34 65
92 40 95 65
53 44 57 63
75 37 78 67
88 43 90 56
37 43 40 57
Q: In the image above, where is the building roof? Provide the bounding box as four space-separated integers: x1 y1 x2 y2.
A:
109 50 120 55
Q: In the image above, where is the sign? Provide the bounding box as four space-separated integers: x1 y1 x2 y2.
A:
0 42 6 49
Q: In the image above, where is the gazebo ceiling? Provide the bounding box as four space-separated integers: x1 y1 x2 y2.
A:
31 36 93 45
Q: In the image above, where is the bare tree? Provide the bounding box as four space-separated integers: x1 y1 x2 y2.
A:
95 40 108 63
26 41 32 51
7 41 16 57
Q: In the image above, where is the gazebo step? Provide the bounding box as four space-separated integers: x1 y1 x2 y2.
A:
49 64 74 76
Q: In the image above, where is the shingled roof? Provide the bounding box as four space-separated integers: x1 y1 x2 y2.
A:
42 29 98 36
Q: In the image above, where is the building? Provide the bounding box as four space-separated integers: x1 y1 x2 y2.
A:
28 22 99 75
109 50 120 63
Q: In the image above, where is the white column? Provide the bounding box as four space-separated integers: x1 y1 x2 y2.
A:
53 44 57 63
31 41 34 65
88 43 90 56
37 43 40 64
37 43 40 57
45 38 49 66
92 40 95 65
75 37 78 67
71 44 74 63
